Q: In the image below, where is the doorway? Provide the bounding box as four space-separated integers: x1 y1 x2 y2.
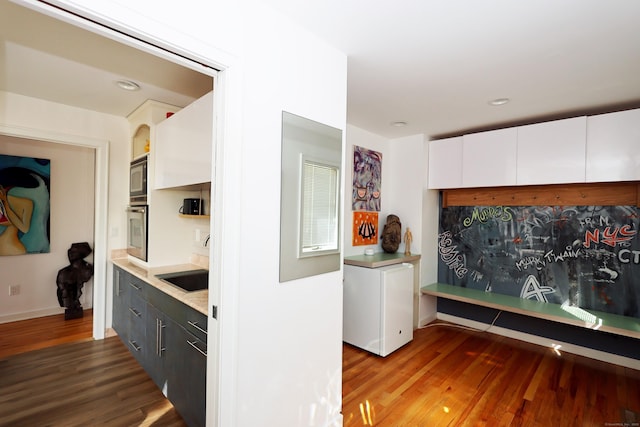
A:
0 2 215 340
1 3 223 425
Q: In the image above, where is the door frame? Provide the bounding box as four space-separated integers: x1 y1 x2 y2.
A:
12 2 241 425
0 125 108 337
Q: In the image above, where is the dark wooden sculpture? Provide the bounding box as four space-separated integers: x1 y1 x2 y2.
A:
381 214 402 253
56 242 94 320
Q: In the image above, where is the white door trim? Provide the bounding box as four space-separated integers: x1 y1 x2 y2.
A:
11 2 241 426
0 124 109 339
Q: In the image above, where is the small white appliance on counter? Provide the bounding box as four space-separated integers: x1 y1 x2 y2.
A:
343 263 414 356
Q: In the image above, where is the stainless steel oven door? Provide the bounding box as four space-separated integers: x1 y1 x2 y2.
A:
126 205 148 261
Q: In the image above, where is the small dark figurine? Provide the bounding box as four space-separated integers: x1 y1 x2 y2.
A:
56 242 94 320
381 214 402 253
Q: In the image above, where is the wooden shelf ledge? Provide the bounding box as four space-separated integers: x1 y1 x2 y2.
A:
442 181 640 208
421 282 640 339
179 214 210 219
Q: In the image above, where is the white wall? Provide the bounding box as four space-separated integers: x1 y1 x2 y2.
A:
421 141 440 325
35 1 347 426
386 134 424 257
234 6 346 426
0 91 130 323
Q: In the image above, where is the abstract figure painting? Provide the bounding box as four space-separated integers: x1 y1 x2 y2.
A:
0 154 51 255
352 211 378 246
352 145 382 211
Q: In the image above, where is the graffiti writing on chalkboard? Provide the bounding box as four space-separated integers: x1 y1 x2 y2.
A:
583 225 636 248
463 206 514 226
438 205 640 319
438 231 468 278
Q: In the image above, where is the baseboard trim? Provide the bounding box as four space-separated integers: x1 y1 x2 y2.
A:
0 307 65 324
435 313 640 371
105 327 118 338
418 313 437 327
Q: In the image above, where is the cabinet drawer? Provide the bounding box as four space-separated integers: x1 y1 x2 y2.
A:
147 285 208 342
184 309 208 342
128 293 147 361
126 274 147 297
129 293 147 328
184 330 207 358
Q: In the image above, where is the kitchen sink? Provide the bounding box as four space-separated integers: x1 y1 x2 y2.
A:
156 269 209 292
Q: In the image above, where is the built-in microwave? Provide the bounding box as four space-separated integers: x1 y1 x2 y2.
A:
130 156 148 205
126 205 148 261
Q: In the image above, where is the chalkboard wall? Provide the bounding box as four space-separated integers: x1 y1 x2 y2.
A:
438 204 640 319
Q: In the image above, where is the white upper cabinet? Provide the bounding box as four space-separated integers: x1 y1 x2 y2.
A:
155 91 214 190
428 136 462 189
586 108 640 182
427 111 640 189
462 127 517 188
517 116 587 185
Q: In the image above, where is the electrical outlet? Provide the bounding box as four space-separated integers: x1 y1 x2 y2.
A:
9 285 20 296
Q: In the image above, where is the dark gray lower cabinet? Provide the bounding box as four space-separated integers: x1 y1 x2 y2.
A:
113 266 207 427
112 267 147 364
145 303 168 389
128 290 147 365
112 267 128 342
165 316 207 427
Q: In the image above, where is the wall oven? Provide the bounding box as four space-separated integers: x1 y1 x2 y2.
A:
126 205 148 261
130 156 148 205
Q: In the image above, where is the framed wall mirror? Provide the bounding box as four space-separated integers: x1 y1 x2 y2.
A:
279 111 343 282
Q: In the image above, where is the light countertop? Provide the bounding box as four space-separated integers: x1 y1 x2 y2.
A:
111 257 208 315
344 252 421 268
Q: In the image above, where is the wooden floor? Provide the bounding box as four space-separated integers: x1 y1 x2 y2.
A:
0 310 94 359
3 313 640 426
0 311 186 427
342 323 640 427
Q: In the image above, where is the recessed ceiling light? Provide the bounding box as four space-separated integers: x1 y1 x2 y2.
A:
115 80 141 91
488 98 510 106
391 121 407 127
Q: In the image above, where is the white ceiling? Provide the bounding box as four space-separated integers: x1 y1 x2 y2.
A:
0 2 213 118
263 0 640 139
2 1 639 140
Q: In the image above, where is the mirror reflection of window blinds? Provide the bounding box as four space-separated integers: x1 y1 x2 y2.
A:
301 161 338 253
